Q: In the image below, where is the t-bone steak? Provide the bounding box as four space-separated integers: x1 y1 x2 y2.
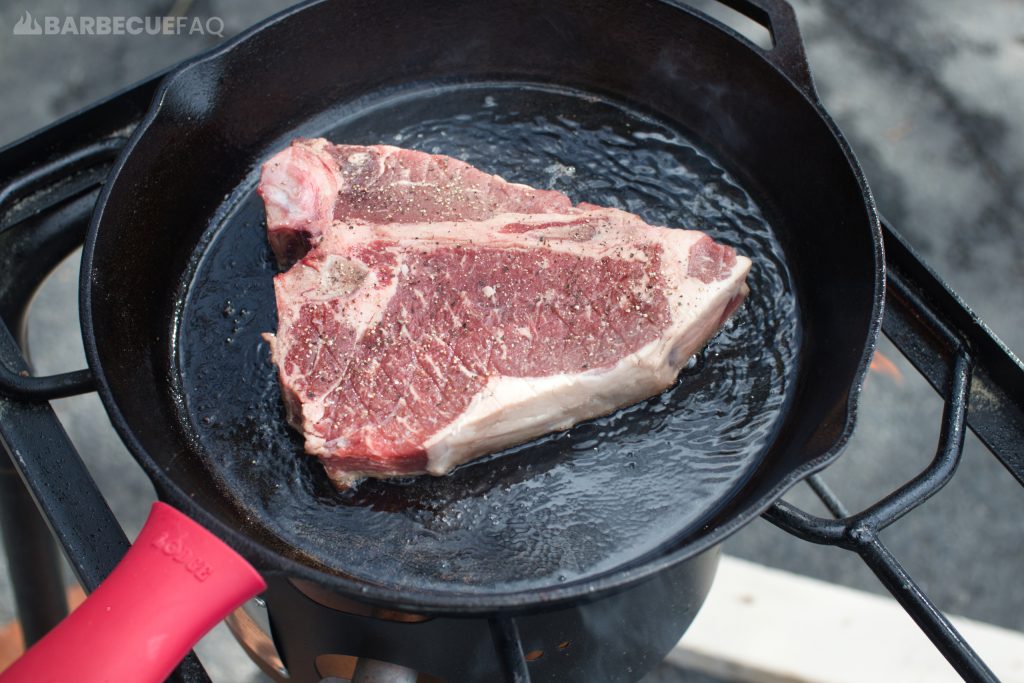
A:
259 139 751 487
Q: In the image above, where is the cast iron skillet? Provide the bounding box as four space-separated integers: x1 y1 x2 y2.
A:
79 0 882 613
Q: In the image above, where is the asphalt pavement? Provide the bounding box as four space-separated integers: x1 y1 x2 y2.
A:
0 1 1021 681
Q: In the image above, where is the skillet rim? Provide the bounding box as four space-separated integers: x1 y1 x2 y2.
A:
79 0 884 614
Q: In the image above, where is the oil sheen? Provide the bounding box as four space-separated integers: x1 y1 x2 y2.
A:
177 83 800 594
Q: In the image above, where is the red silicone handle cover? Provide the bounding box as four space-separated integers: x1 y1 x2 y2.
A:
0 502 266 683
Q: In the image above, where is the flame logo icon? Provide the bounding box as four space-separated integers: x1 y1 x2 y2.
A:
13 10 42 35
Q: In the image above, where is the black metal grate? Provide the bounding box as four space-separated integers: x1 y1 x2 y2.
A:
760 218 1024 683
0 74 1021 683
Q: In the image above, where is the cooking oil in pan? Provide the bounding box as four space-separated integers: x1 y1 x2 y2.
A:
177 83 800 594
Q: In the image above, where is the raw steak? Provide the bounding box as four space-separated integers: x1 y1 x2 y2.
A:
258 139 574 267
261 150 751 485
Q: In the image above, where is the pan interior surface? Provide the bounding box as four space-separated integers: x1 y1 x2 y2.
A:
176 82 800 595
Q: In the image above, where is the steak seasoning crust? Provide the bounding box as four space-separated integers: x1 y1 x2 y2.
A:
259 139 751 487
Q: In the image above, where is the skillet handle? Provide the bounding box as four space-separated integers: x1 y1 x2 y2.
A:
0 139 126 400
0 502 266 683
708 0 816 97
